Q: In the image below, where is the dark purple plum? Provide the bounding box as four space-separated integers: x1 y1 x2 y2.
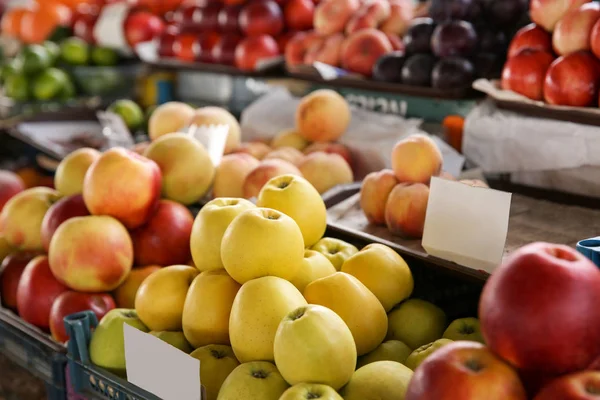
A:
401 54 436 87
473 52 503 79
429 0 473 21
481 0 527 27
372 52 406 83
478 28 507 53
403 18 436 55
431 57 475 89
465 0 483 21
431 20 478 58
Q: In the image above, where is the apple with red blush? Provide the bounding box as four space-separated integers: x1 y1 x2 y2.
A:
533 371 600 400
40 194 90 253
193 3 222 32
195 31 221 63
124 10 165 48
543 51 600 107
0 251 40 311
284 0 314 31
508 23 553 58
235 34 280 71
239 0 284 37
0 171 25 212
501 50 555 100
212 34 242 65
218 5 241 33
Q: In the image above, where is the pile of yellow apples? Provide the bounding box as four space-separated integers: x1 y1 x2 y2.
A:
87 172 483 400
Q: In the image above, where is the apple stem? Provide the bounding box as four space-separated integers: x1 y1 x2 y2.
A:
251 370 269 379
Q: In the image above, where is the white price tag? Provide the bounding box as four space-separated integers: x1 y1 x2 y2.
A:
422 177 512 273
187 124 229 167
124 324 201 400
93 2 134 56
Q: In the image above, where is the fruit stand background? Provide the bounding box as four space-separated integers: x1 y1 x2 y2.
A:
0 354 47 400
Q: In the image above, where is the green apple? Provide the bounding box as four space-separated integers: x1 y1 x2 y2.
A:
443 317 485 344
341 361 413 400
149 331 193 354
89 309 149 377
310 237 358 271
405 338 453 370
280 383 342 400
387 299 447 350
190 345 240 400
357 340 412 369
217 361 289 400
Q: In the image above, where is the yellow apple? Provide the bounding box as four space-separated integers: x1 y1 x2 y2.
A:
217 361 289 400
113 265 161 308
280 383 342 400
304 272 387 356
149 331 193 353
405 338 453 370
341 361 413 400
387 299 447 350
182 270 241 348
442 317 485 344
341 243 414 312
256 175 326 247
274 304 356 390
230 276 307 363
357 340 413 369
221 208 304 284
144 133 215 205
134 265 199 331
271 129 309 151
190 198 256 272
0 187 60 250
54 148 101 196
310 238 358 270
289 250 336 292
190 344 240 400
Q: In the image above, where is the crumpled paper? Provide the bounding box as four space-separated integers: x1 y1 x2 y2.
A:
240 88 435 179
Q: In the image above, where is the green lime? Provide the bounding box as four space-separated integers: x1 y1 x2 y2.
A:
1 58 23 82
91 46 120 66
108 99 145 131
60 37 90 66
4 74 30 102
20 44 52 75
43 41 61 66
32 68 70 101
59 76 76 100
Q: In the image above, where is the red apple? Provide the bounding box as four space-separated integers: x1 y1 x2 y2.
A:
590 355 600 370
212 34 242 64
0 251 40 311
501 50 555 100
195 31 221 63
543 51 600 107
340 28 393 76
192 3 222 31
508 23 553 58
218 5 241 33
40 194 90 253
174 31 198 61
124 10 165 48
16 256 69 330
0 170 25 212
49 291 115 343
277 31 297 54
157 24 180 57
235 34 280 71
479 242 600 377
239 0 284 37
406 341 528 400
533 371 600 400
530 0 590 32
173 4 196 28
285 31 310 67
553 2 600 56
284 0 314 31
591 19 600 59
130 200 193 267
73 13 98 44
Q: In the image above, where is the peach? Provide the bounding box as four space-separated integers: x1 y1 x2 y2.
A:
264 147 305 165
380 0 414 36
298 151 354 194
54 148 101 196
0 170 25 212
296 89 351 142
314 0 360 35
83 148 162 229
553 2 600 56
303 141 353 169
149 101 195 141
530 0 589 32
189 106 242 154
48 215 134 292
0 187 60 251
460 179 489 188
271 129 309 150
360 169 398 225
213 153 261 198
385 183 430 239
341 28 393 76
304 32 345 66
391 134 443 184
231 142 272 160
130 200 194 267
242 159 303 199
113 265 161 309
345 0 391 35
144 133 215 205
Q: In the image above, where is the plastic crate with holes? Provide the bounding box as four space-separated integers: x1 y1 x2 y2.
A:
0 307 68 400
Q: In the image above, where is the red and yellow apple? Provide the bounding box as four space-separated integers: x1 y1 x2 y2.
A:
533 370 600 400
242 159 302 199
341 28 393 76
295 89 351 142
0 170 25 212
40 194 90 252
0 251 40 311
385 183 430 239
314 0 360 35
213 153 260 198
552 2 600 56
54 148 101 196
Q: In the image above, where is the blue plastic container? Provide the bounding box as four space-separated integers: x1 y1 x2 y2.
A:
577 236 600 267
0 308 68 400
